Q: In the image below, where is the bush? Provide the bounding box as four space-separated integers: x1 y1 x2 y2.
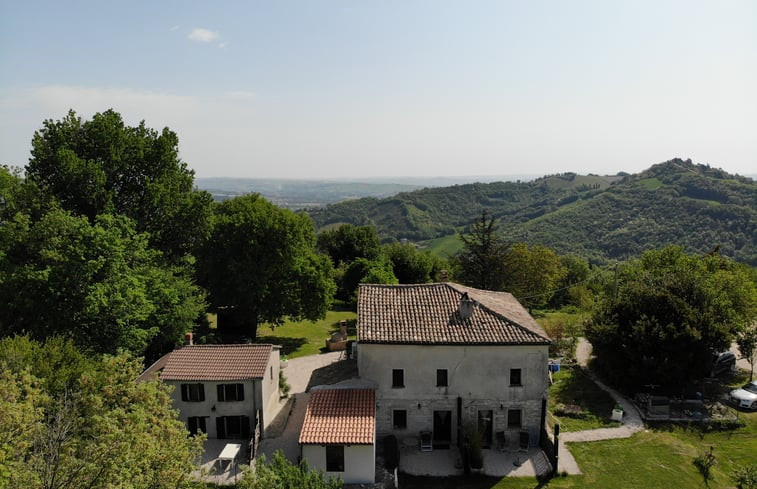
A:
732 464 757 489
693 446 717 482
279 371 291 398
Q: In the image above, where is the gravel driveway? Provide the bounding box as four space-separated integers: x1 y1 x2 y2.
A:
256 351 358 462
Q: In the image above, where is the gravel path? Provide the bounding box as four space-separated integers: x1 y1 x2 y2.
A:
556 338 644 474
256 351 355 462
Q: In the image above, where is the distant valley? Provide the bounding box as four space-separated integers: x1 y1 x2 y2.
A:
307 159 757 266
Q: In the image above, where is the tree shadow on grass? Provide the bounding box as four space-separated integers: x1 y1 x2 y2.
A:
551 366 616 424
253 335 307 356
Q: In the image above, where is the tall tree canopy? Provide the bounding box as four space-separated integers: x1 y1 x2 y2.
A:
454 210 509 290
26 109 213 259
196 194 335 338
501 243 567 309
316 224 381 266
586 246 757 390
0 336 204 489
383 241 442 284
0 207 205 359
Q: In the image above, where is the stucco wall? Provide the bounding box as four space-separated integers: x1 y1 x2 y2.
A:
167 379 257 438
260 347 281 434
358 343 548 444
301 444 375 484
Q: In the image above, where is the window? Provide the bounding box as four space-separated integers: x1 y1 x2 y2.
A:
392 369 404 388
180 383 205 402
436 369 448 387
217 383 244 401
507 409 522 428
510 368 522 386
270 366 273 380
215 415 250 439
393 410 407 429
326 445 344 472
187 416 207 435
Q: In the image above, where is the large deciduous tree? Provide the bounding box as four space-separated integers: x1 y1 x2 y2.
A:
26 109 213 259
383 242 443 284
501 243 567 309
0 207 205 359
586 246 757 391
316 224 381 266
0 336 204 489
197 194 335 338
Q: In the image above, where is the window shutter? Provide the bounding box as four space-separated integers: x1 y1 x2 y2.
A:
188 417 197 434
217 384 225 402
237 384 244 401
198 384 205 401
216 417 226 439
181 384 189 401
242 415 251 438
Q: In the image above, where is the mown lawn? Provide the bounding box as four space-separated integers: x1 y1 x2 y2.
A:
254 309 357 358
548 367 620 432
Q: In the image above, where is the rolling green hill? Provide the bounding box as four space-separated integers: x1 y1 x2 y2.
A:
308 159 757 265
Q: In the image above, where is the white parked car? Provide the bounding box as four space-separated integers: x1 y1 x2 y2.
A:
729 381 757 410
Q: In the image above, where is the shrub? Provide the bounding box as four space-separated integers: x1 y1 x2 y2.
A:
693 446 717 482
732 464 757 489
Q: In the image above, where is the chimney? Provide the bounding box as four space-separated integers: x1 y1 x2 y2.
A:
439 269 449 282
184 332 194 346
459 292 474 320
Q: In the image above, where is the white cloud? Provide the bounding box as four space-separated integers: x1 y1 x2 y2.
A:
169 25 179 31
188 28 219 43
218 42 228 49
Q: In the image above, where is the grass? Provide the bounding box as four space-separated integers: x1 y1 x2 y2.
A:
548 366 620 432
637 177 664 190
486 374 757 489
421 233 464 259
253 308 357 358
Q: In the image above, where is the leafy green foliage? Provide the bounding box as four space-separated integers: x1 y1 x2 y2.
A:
737 324 757 381
316 224 381 266
501 243 567 308
586 246 757 391
196 194 335 338
26 109 213 260
310 159 757 265
340 257 398 303
0 336 204 489
0 208 205 358
237 451 342 489
383 242 443 284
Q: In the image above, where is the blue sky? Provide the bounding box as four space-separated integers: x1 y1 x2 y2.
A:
1 1 755 179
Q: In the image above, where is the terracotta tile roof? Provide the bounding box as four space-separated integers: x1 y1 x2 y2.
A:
299 389 375 445
357 282 550 345
159 344 274 381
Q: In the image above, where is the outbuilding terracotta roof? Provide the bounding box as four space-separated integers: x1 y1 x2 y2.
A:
159 344 274 381
357 282 550 345
299 389 375 445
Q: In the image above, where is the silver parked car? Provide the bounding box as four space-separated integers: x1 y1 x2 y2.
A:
729 381 757 410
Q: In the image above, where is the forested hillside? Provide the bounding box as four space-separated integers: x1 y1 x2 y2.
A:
309 159 757 265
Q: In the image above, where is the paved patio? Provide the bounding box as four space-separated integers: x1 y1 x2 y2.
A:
192 438 248 484
399 444 552 478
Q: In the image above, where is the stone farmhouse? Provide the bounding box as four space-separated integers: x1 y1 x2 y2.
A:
356 282 551 451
